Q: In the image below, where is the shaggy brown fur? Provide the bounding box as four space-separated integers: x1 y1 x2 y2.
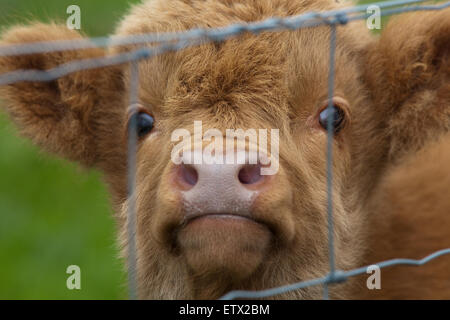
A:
0 0 448 299
354 9 450 299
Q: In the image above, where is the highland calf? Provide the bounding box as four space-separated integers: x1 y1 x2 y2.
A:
0 0 449 299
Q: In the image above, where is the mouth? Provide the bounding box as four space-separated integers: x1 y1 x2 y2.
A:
183 212 267 230
187 213 255 223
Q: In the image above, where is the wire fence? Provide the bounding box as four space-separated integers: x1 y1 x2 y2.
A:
1 0 449 300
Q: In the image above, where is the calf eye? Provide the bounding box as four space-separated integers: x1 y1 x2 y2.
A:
136 112 155 138
318 104 346 134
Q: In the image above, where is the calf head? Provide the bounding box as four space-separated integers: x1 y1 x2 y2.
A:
113 0 383 299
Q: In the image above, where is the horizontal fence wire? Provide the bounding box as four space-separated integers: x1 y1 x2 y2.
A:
0 0 449 300
220 249 450 300
0 1 449 85
0 0 443 56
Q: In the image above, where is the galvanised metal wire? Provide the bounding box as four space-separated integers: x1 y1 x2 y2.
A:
0 0 443 57
324 23 337 301
127 61 140 300
0 0 449 300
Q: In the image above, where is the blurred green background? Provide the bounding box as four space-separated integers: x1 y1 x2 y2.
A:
0 0 141 300
0 0 430 300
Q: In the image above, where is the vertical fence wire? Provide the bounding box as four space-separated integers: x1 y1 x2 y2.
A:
323 22 338 300
127 61 140 300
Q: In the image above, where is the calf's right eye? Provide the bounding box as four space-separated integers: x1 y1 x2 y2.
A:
136 112 155 138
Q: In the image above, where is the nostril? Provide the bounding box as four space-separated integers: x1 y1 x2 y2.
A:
180 164 198 186
238 164 263 185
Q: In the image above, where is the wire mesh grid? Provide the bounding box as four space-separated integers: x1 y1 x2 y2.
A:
0 0 449 300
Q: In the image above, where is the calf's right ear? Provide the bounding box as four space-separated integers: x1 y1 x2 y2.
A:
0 23 127 172
364 8 450 111
363 8 450 161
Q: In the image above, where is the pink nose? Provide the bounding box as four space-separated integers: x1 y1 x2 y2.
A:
178 162 264 187
172 151 271 217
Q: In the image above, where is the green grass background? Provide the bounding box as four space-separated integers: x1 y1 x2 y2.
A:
0 0 141 300
0 0 426 299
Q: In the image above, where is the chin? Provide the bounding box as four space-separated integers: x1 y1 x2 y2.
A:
176 214 273 281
